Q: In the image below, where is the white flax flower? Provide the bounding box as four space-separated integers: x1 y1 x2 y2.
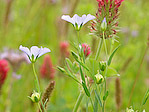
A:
19 45 51 63
61 14 95 31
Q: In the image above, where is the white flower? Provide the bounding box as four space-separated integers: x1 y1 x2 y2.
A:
61 14 95 30
19 45 51 63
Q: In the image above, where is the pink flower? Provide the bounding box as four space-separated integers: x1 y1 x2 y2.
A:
82 43 91 58
60 41 70 57
90 0 124 38
40 55 55 79
0 59 9 88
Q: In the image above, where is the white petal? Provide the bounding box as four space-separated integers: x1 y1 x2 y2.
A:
30 46 41 59
61 15 75 25
72 14 82 27
38 47 51 57
83 14 96 25
19 45 31 57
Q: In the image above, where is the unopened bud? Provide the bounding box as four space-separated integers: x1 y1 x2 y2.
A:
99 61 107 71
101 17 107 31
126 106 136 112
30 91 40 103
95 73 104 84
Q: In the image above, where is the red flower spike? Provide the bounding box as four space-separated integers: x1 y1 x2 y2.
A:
90 0 124 39
82 44 91 58
0 59 9 88
60 41 70 57
40 55 55 79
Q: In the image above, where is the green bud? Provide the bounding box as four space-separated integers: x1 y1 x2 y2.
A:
30 91 40 103
101 17 107 31
95 73 104 84
99 61 107 71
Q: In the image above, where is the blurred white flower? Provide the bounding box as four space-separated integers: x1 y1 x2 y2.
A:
61 14 95 30
19 45 51 63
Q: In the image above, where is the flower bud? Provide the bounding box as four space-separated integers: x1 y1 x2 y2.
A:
126 106 136 112
95 73 104 84
30 91 40 103
101 17 107 31
99 61 107 71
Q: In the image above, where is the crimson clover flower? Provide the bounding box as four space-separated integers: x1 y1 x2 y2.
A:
60 41 70 57
61 14 95 31
40 54 55 79
90 0 124 39
19 45 51 63
82 43 91 58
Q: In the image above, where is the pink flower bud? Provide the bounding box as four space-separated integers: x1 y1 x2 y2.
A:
82 43 91 58
0 59 9 88
40 55 55 79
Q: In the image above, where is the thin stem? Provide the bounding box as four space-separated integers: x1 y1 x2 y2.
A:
73 92 84 112
90 96 95 111
77 31 80 44
128 44 148 107
95 38 103 60
38 103 42 112
32 63 40 92
102 32 108 112
32 63 45 112
102 77 106 112
103 31 108 59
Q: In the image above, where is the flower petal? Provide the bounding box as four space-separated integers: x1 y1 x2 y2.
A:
83 14 96 25
30 46 41 59
19 45 31 57
38 47 51 58
72 14 83 27
61 15 75 25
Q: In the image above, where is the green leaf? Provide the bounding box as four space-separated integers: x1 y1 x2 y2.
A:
94 90 102 107
142 89 149 105
64 66 81 84
107 45 120 66
82 82 90 97
73 62 79 73
65 58 73 70
57 66 66 73
103 91 109 101
80 66 85 82
71 51 79 60
71 51 89 71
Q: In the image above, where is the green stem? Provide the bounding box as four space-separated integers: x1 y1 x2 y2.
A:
102 77 106 112
38 103 42 112
95 38 103 60
102 32 108 112
32 63 40 92
77 31 80 44
103 31 108 59
32 63 45 112
73 92 84 112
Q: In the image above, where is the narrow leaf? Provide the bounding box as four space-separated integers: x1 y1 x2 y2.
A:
80 66 85 82
65 58 73 70
103 91 109 101
107 45 120 66
94 90 102 107
142 89 149 105
57 66 66 73
82 82 90 97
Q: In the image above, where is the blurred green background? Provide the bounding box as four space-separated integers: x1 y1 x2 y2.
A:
0 0 148 111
